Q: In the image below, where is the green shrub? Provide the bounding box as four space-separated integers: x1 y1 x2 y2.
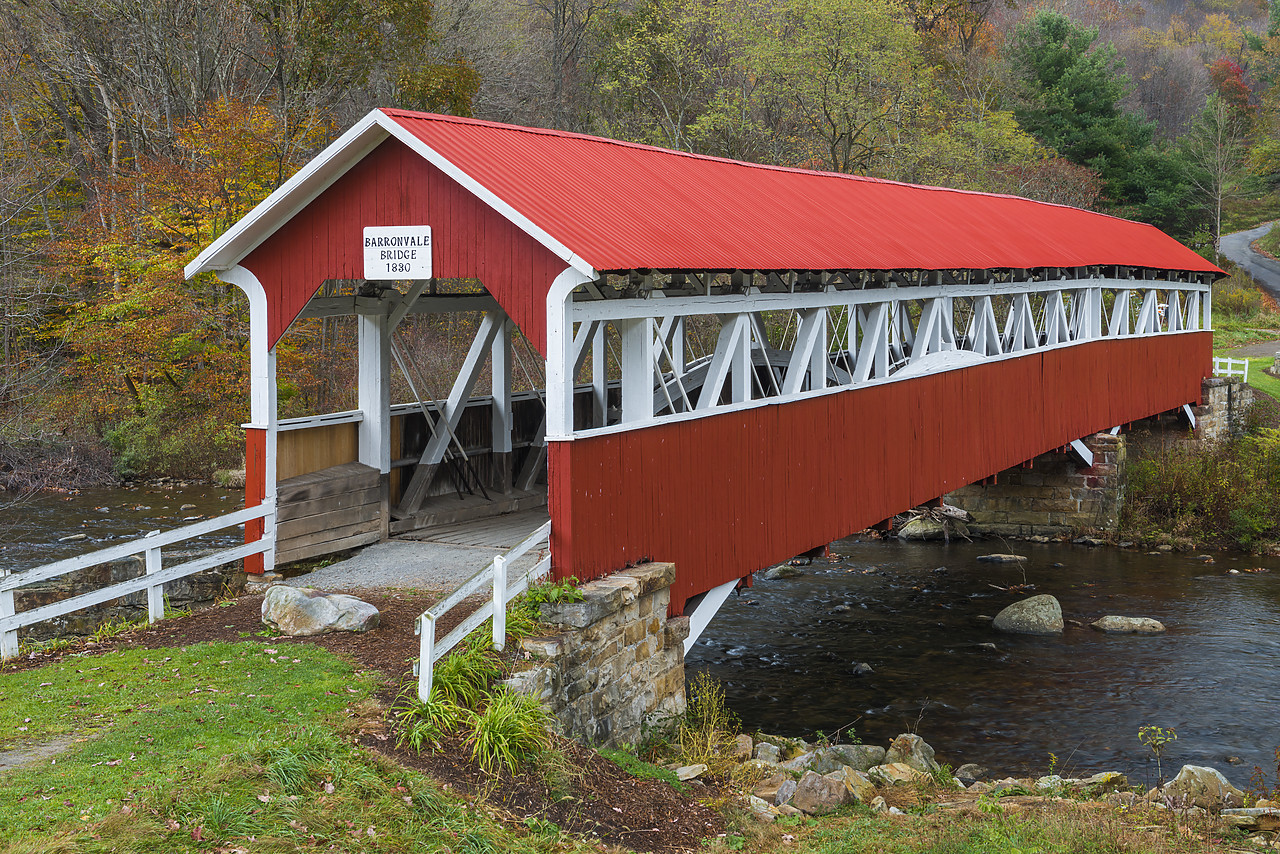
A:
1214 271 1266 318
675 670 741 773
1123 429 1280 548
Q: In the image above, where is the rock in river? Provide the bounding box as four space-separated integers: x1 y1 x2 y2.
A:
262 586 380 636
992 594 1063 635
977 553 1028 563
1090 615 1166 634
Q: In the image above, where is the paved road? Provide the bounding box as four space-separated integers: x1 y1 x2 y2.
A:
1220 222 1280 299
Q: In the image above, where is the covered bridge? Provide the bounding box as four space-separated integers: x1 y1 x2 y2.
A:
186 109 1221 619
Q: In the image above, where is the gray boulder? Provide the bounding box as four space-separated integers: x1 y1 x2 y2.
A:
754 742 781 764
1160 765 1245 809
806 745 883 775
977 554 1028 563
792 770 850 815
1091 616 1166 634
763 565 804 580
955 763 987 785
885 733 941 775
262 586 380 636
898 517 969 541
992 594 1063 635
774 778 798 806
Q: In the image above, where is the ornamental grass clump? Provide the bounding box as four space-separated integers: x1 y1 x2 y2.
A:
465 687 554 774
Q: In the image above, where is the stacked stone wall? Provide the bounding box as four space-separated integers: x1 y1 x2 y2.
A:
947 432 1125 538
14 557 246 641
504 562 687 748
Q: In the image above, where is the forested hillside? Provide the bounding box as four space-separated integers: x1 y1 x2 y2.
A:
0 0 1274 481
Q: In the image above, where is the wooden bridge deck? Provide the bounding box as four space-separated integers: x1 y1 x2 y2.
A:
400 507 551 549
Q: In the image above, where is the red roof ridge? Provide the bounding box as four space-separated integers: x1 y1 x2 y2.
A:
379 107 1159 233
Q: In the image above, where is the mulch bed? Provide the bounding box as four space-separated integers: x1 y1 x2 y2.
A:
6 588 726 853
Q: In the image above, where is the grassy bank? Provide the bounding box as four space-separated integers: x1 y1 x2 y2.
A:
0 642 576 854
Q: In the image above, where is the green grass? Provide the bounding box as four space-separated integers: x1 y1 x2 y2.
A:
599 747 687 790
1246 357 1280 401
0 641 572 853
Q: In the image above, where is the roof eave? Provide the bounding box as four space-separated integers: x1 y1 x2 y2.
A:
185 109 597 282
184 111 390 280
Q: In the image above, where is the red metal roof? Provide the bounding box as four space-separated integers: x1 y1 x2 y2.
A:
382 109 1221 276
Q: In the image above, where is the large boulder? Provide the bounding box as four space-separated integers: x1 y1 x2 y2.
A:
792 770 850 815
898 517 969 541
1091 616 1166 634
826 766 877 804
1160 765 1245 809
885 733 941 775
806 745 884 775
993 595 1063 635
868 762 929 785
262 586 380 636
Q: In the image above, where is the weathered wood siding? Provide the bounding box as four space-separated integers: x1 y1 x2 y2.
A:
240 138 567 353
548 332 1213 613
274 462 382 564
277 423 359 482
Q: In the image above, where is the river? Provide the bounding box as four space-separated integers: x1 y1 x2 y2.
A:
1 484 243 573
8 490 1280 788
686 536 1280 788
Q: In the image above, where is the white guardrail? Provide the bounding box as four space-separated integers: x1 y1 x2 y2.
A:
414 520 551 701
0 505 272 659
1213 356 1249 382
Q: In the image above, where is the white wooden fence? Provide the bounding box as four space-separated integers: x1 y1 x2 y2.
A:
1213 356 1250 382
0 505 272 659
414 520 551 701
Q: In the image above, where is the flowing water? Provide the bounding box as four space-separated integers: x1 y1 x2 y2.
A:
686 537 1280 788
1 485 244 573
9 488 1280 787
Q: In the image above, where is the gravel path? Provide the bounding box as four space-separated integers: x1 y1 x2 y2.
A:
282 539 541 593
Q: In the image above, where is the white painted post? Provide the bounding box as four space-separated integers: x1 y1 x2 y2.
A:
545 267 593 441
219 266 278 574
145 545 163 623
416 613 435 702
492 316 514 491
592 322 608 427
491 554 507 651
1203 287 1213 330
357 312 391 474
730 314 750 403
0 569 17 660
619 317 655 423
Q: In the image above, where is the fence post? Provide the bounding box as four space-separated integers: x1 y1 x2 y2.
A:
492 554 507 651
0 569 17 660
416 613 435 703
145 545 163 623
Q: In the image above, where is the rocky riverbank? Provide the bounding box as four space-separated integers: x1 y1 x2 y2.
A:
712 730 1280 844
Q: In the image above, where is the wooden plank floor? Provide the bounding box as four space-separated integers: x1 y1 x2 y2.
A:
405 507 551 549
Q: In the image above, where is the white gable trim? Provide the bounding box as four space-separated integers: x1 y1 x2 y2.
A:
185 109 596 281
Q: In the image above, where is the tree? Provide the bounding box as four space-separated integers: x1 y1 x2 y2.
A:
1009 10 1155 186
1183 95 1251 262
747 0 925 174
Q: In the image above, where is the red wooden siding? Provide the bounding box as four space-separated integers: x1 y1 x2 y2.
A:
548 333 1212 612
244 428 267 574
240 138 567 353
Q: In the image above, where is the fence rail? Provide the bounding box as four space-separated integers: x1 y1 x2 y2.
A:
1213 356 1249 382
414 520 551 701
0 505 272 659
